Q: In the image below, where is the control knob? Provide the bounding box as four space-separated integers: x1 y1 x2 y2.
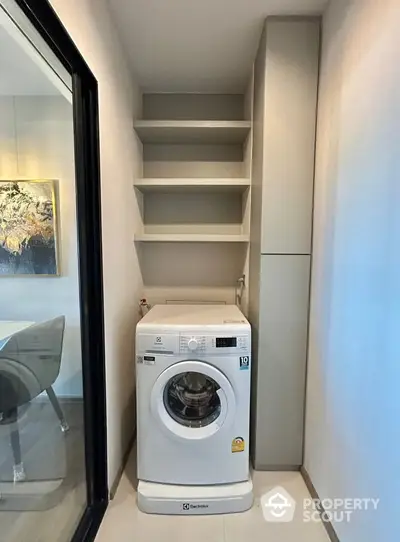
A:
187 338 198 351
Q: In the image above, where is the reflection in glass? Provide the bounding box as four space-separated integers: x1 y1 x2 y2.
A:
0 3 86 541
0 318 69 480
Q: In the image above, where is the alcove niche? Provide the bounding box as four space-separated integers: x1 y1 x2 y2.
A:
133 91 253 308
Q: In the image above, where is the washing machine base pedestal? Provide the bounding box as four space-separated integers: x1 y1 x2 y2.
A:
137 478 253 515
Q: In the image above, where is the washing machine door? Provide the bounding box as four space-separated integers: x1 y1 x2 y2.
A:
150 360 236 441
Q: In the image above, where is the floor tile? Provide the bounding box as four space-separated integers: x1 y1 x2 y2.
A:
96 449 224 542
96 449 330 542
223 471 330 542
96 494 224 542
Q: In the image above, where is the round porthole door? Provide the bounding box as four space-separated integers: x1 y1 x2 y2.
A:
150 360 236 441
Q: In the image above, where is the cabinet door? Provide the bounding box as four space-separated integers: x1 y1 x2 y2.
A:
254 254 311 467
261 19 320 254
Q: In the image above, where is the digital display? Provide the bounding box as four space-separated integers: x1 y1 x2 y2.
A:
216 337 237 348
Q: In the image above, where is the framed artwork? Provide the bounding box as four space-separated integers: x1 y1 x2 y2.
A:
0 180 59 276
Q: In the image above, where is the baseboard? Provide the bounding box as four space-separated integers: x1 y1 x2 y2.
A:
253 463 301 471
109 429 137 499
301 467 340 542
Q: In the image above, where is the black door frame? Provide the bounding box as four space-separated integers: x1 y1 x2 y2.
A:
11 1 108 540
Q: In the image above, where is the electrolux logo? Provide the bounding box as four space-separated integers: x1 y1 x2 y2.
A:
182 503 209 511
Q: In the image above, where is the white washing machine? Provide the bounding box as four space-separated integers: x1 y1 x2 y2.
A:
136 304 253 515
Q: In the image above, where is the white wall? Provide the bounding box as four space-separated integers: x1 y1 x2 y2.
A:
50 0 143 490
0 95 83 397
305 0 400 540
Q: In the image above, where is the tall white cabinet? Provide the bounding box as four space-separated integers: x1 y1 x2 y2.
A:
249 18 320 468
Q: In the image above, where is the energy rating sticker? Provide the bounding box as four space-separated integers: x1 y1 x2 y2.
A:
231 436 245 453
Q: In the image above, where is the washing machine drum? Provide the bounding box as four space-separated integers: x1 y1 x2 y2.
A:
164 371 221 428
151 360 236 441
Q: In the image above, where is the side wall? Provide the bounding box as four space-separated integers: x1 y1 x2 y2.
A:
305 1 400 540
50 0 143 490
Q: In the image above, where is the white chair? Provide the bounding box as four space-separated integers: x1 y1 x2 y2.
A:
0 316 68 483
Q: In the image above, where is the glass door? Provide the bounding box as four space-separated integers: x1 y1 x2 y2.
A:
0 1 107 541
164 371 222 427
150 360 236 441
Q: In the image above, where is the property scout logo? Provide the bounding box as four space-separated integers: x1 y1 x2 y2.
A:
261 486 379 523
261 487 296 522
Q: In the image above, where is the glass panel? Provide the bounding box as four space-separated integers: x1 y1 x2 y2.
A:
0 3 86 542
164 371 221 428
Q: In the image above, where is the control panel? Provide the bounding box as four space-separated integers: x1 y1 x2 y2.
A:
179 334 248 354
137 332 250 355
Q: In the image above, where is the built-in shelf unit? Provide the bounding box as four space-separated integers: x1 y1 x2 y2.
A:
131 16 321 472
133 92 253 308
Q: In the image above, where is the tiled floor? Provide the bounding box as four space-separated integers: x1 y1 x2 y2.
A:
96 448 330 542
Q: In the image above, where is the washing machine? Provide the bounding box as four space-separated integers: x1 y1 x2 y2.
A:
136 304 253 515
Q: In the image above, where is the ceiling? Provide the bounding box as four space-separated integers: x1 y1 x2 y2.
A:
108 0 329 93
0 25 59 95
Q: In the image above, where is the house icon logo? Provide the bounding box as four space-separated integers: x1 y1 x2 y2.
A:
261 486 296 522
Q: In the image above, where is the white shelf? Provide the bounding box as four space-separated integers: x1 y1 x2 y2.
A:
134 233 249 243
134 178 250 193
133 120 251 144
